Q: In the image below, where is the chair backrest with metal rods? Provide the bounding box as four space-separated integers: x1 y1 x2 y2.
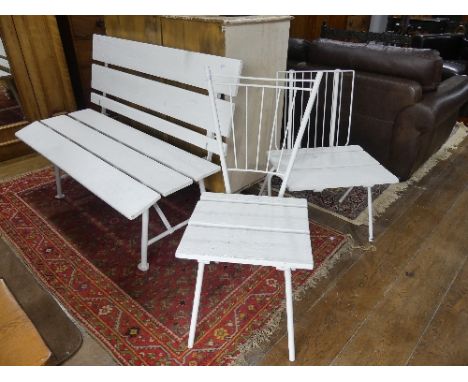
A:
206 68 324 197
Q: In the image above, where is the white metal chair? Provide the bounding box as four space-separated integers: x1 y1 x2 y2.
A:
175 69 324 362
262 70 399 241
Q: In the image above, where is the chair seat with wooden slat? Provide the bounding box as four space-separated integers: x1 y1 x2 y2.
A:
176 192 313 270
269 146 399 191
261 69 400 242
16 34 243 271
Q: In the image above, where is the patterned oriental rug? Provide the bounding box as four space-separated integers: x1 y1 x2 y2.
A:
271 122 468 226
0 169 348 365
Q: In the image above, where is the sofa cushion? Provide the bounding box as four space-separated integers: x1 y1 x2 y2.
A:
308 38 443 91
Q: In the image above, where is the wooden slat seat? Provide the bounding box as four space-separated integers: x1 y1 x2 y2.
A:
269 146 399 191
42 115 192 197
69 109 221 182
16 122 160 220
176 192 313 270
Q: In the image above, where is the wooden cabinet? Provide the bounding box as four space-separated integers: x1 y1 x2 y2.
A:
104 16 291 192
290 16 371 40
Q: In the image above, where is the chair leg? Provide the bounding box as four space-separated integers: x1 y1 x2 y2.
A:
284 268 295 362
198 179 206 193
138 208 150 271
367 186 374 242
188 262 206 348
54 166 65 199
267 173 273 197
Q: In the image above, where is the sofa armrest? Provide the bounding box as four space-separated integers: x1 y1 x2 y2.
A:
390 75 468 179
396 75 468 133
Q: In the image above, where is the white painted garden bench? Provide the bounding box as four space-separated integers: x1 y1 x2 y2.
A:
16 34 243 271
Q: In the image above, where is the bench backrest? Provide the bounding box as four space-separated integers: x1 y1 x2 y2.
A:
90 34 243 156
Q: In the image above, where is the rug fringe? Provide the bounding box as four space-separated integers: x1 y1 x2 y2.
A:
355 122 468 225
230 237 353 365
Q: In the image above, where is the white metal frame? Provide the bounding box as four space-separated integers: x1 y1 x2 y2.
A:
178 68 324 362
261 69 398 241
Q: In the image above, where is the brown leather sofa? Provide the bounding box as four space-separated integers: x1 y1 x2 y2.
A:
288 38 468 181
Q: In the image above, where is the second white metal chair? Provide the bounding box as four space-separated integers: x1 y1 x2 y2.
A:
262 70 399 241
175 69 324 361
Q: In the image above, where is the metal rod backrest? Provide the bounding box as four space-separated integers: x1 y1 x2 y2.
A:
207 67 323 196
279 69 355 149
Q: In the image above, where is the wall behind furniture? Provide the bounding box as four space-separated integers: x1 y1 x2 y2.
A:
290 15 371 41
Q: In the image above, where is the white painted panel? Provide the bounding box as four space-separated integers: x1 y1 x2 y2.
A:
43 115 192 197
92 34 242 95
91 64 233 137
0 69 10 78
286 164 399 191
16 122 160 220
269 146 399 191
0 57 10 70
190 199 309 234
269 146 378 171
0 38 6 57
69 109 220 181
90 93 224 154
176 224 313 270
200 191 307 208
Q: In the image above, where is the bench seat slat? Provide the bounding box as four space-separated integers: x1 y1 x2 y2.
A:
90 93 225 155
69 109 220 182
16 122 160 220
42 115 192 197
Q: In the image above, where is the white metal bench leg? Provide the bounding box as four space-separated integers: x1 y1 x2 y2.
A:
188 261 206 348
138 208 150 272
368 186 374 242
54 165 65 199
147 203 189 246
284 268 295 362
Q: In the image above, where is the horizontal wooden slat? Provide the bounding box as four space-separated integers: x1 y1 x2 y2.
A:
92 34 242 96
16 122 160 220
176 224 313 270
0 57 10 70
0 39 6 57
0 69 10 78
91 64 233 137
90 93 225 155
200 191 307 208
285 165 399 191
69 109 220 181
269 146 399 191
42 115 192 197
190 198 310 234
